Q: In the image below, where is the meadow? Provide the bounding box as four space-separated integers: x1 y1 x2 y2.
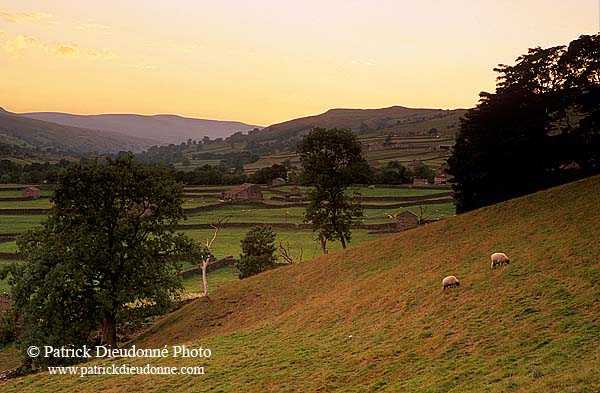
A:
0 183 454 295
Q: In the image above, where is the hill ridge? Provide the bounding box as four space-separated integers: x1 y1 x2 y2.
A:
21 111 262 144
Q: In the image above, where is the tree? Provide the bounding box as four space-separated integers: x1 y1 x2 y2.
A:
448 34 600 213
188 219 225 297
374 161 411 184
236 226 277 278
10 156 188 358
297 128 366 252
412 164 435 183
250 163 288 184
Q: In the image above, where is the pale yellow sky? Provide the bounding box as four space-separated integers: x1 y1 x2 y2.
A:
0 1 598 125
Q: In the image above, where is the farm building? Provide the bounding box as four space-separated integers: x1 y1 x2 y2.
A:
288 186 302 196
413 178 429 186
434 175 449 184
22 186 41 199
435 163 454 184
222 183 263 201
396 211 419 231
271 177 286 186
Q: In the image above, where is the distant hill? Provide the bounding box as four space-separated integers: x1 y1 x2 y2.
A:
0 108 157 154
22 112 262 145
250 105 468 142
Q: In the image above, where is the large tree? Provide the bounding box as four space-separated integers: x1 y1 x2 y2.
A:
297 128 367 253
448 34 599 212
10 156 188 358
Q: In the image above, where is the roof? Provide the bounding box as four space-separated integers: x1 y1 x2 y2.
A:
272 177 286 182
23 186 41 192
396 211 417 218
225 183 259 195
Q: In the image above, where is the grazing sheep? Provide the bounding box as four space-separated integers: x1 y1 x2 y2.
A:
491 252 510 268
442 275 460 290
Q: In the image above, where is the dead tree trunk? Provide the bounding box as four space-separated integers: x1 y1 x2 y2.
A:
201 256 210 296
200 219 224 297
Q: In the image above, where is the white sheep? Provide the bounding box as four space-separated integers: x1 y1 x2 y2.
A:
442 275 460 290
490 252 510 268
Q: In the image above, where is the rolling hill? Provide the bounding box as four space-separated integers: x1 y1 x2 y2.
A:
22 112 262 145
3 175 599 391
0 108 157 154
245 105 467 142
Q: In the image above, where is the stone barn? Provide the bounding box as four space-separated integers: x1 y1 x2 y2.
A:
271 177 286 186
396 211 419 231
288 186 302 196
222 183 263 201
22 186 41 199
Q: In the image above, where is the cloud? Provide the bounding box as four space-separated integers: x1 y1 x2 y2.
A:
0 12 53 22
53 44 79 58
75 22 111 31
2 34 44 52
351 60 376 66
128 63 158 70
2 34 115 61
87 49 115 60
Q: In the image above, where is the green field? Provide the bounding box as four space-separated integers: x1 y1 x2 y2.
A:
181 227 385 261
181 265 240 295
0 216 45 233
0 199 52 209
0 186 454 261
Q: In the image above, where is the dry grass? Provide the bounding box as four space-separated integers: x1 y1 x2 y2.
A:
2 175 600 392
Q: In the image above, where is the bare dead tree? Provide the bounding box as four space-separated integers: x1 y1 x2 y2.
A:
277 237 303 264
199 216 228 297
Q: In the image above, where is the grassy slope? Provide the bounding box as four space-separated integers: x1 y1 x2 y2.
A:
3 175 600 392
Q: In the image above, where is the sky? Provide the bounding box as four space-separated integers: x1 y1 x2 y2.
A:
0 1 598 126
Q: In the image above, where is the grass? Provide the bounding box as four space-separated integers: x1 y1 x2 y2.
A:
183 202 455 226
2 174 599 391
0 216 45 233
181 265 240 294
0 242 17 253
0 199 53 209
181 228 385 261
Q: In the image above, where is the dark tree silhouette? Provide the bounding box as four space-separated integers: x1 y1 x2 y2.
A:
449 34 599 213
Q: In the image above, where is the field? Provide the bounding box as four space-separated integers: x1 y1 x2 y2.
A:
0 183 455 292
2 173 598 391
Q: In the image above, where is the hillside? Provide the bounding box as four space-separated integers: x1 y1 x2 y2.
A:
244 105 467 143
0 108 156 154
22 112 262 145
3 175 600 391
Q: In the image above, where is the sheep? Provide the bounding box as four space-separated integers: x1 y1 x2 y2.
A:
490 252 510 268
442 275 460 290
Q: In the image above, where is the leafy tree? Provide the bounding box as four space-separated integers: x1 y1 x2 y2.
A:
374 161 411 184
297 128 366 252
449 34 600 213
250 164 288 184
236 226 277 278
412 164 435 183
9 156 188 360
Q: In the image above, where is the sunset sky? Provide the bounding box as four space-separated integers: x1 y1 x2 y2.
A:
0 1 598 126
